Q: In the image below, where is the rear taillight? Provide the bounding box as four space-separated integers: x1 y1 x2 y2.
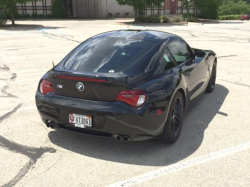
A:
40 79 54 95
115 90 146 107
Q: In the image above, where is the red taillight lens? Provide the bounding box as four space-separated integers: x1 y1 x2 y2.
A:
40 79 54 95
115 90 146 107
57 75 107 83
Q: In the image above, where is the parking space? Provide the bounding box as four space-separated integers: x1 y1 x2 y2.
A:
0 20 250 187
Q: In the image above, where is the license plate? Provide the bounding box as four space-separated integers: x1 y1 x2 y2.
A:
69 113 92 128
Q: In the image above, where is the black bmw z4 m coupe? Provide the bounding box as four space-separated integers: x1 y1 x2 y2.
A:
36 30 217 144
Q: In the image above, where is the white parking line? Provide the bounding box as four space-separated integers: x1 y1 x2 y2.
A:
0 106 36 115
106 142 250 187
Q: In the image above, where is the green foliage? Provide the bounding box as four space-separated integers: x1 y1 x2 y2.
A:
116 0 164 9
160 15 170 23
116 0 164 21
108 13 113 17
170 16 182 23
138 15 160 23
219 0 250 15
4 4 18 19
218 14 241 20
52 0 65 19
183 13 197 22
138 15 184 23
124 12 130 17
200 8 212 19
184 0 222 19
45 14 53 18
115 13 120 17
0 8 7 26
32 13 38 18
138 15 146 22
10 13 54 19
0 0 40 25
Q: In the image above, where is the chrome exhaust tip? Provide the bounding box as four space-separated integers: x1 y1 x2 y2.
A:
123 136 130 142
114 135 122 142
50 123 55 129
45 121 51 128
46 120 55 129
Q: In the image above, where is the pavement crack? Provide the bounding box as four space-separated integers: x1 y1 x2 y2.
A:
11 73 17 80
0 135 56 187
41 30 81 43
0 103 23 124
0 64 10 71
220 80 250 88
1 85 17 98
217 55 237 58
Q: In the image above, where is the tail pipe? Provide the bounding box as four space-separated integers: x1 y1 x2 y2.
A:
114 135 130 142
114 135 122 142
123 136 130 142
45 120 55 129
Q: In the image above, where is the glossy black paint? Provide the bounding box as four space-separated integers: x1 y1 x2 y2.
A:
35 30 217 141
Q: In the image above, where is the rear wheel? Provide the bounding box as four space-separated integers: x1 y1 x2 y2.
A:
159 92 184 144
206 61 217 93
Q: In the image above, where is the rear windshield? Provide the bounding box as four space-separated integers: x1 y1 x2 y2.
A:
63 37 157 73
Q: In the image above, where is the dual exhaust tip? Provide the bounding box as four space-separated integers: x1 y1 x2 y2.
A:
114 135 130 143
46 120 55 129
46 121 129 142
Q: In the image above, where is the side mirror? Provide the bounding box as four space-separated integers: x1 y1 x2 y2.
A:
185 58 194 66
194 49 206 57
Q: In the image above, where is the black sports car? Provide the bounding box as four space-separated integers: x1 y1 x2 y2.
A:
36 30 217 144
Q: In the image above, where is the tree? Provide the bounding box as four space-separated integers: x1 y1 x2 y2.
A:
219 0 250 15
0 0 39 25
52 0 65 19
0 7 7 26
243 0 250 4
116 0 164 22
185 0 223 19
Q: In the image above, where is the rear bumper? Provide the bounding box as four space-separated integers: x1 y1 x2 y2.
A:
35 91 168 141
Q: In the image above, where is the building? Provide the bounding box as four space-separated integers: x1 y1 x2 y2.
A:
16 0 195 18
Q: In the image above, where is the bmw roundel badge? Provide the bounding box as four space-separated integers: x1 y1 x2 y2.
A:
76 82 84 92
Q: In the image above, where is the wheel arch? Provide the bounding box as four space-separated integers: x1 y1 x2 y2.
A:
177 88 186 109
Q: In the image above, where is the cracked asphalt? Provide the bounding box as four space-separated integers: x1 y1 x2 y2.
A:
0 20 250 187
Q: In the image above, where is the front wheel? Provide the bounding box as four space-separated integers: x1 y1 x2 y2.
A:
159 92 184 144
206 61 217 93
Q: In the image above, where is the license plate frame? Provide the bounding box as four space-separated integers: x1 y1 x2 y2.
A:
69 113 92 129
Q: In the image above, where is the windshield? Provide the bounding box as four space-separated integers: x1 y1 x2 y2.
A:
63 37 157 73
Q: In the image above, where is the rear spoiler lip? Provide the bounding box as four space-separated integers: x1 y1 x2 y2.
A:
56 75 107 83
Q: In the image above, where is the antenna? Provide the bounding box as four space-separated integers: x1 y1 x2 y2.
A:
52 61 55 68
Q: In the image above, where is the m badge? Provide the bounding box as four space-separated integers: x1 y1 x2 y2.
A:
57 84 63 89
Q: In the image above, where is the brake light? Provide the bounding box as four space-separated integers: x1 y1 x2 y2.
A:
40 79 54 95
57 75 107 83
115 90 146 107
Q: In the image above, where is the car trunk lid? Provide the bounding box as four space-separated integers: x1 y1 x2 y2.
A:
48 71 132 102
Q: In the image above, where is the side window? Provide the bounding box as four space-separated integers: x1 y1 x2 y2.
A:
168 40 193 65
159 49 176 70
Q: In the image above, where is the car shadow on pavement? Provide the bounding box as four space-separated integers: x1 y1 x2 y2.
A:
48 84 229 166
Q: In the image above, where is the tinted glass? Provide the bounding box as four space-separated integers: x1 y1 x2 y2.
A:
168 40 192 65
64 37 157 73
159 49 176 70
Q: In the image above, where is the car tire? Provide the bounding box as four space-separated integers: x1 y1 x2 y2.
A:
206 61 217 93
159 91 184 144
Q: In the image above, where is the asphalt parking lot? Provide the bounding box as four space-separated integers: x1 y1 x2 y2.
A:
0 19 250 187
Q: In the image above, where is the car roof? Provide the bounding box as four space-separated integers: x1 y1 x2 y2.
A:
92 30 179 43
